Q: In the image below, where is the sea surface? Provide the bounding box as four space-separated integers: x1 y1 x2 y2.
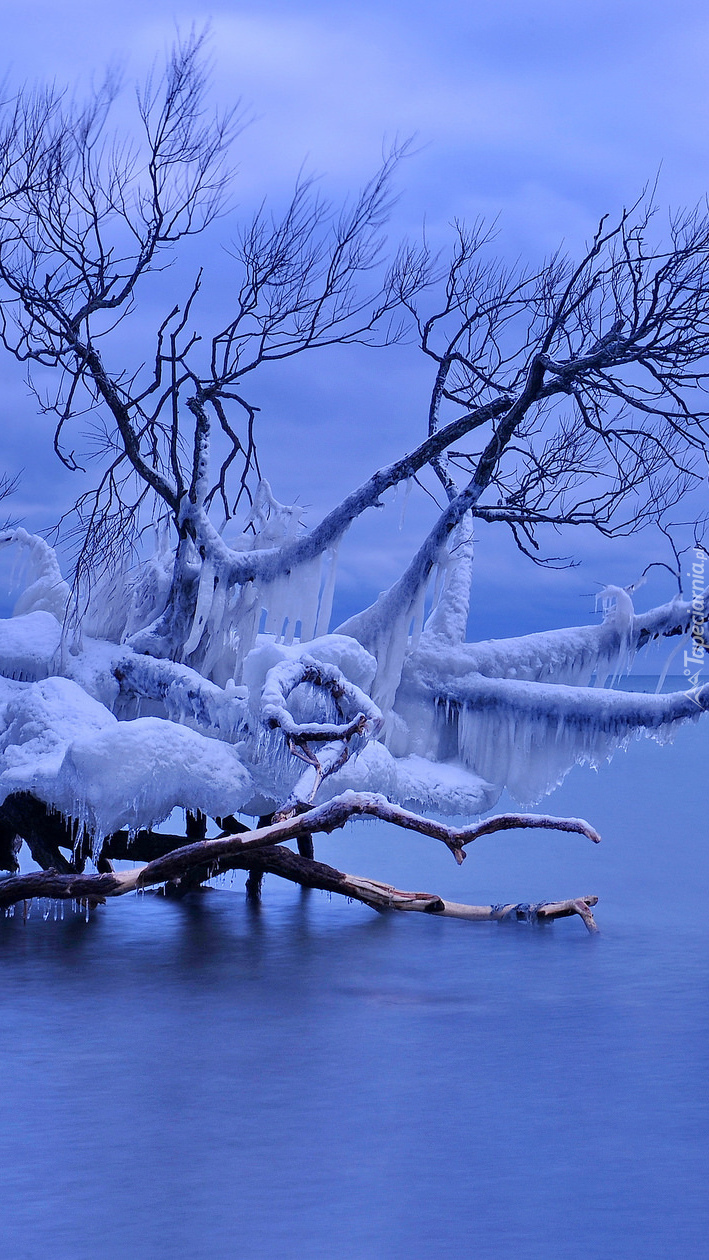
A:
1 681 707 1259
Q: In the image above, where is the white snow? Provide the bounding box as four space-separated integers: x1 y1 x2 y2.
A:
321 743 497 816
0 673 253 846
63 717 254 840
0 674 115 809
0 528 706 847
0 611 63 681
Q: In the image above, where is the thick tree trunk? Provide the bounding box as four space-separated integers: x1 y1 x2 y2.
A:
0 793 76 874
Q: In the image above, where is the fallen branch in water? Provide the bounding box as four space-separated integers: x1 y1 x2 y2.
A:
0 841 599 931
0 791 600 931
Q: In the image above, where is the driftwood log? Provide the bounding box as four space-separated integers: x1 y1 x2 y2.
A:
0 790 600 932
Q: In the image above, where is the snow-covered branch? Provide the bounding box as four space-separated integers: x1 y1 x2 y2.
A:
259 657 382 742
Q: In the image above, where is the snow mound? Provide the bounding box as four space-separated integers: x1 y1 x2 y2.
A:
0 675 254 842
242 632 378 702
0 675 116 800
0 611 63 681
321 741 496 816
63 717 254 838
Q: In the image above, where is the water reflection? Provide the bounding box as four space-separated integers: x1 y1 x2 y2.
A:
0 713 707 1259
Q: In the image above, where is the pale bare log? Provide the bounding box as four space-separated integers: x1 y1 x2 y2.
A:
0 789 601 879
0 790 600 933
0 842 599 933
120 790 601 872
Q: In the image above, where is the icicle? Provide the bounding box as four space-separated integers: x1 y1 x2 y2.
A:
315 545 339 638
295 558 322 644
408 579 428 651
655 630 689 694
262 572 290 641
595 585 636 685
398 478 413 530
421 516 475 646
198 571 229 681
183 557 216 657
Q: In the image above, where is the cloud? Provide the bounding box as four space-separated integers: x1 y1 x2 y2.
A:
1 0 708 624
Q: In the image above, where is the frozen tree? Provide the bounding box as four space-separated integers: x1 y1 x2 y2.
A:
0 36 707 930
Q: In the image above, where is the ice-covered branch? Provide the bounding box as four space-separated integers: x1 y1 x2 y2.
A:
196 790 601 864
0 789 600 877
113 653 247 739
407 586 709 692
428 674 709 727
178 397 511 586
635 589 709 647
123 792 595 870
408 672 709 804
260 656 382 742
255 657 384 815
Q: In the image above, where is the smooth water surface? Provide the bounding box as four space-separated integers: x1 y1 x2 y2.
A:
1 705 707 1258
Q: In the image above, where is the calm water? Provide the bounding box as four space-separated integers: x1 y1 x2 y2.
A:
1 696 707 1258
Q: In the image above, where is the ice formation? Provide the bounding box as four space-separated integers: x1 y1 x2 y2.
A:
0 528 71 621
0 611 63 681
0 674 254 846
0 521 706 855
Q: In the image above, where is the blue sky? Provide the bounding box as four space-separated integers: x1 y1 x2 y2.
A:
1 0 708 635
